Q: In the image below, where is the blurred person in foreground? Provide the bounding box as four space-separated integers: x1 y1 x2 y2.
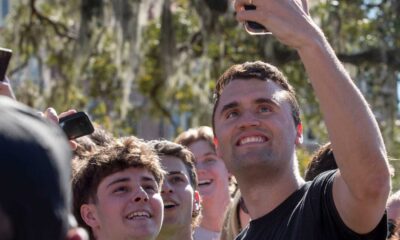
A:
175 126 231 240
0 96 84 240
150 140 201 240
211 0 390 239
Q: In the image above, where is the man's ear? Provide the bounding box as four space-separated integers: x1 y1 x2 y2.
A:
192 191 201 217
295 123 303 145
80 204 99 229
214 137 223 157
194 191 201 208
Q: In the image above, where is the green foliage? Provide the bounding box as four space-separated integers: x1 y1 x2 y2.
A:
2 0 399 186
297 146 314 178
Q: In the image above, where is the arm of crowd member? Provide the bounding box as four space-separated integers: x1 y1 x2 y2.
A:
42 107 78 150
235 0 390 234
0 77 16 99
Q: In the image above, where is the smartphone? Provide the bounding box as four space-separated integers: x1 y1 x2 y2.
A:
59 112 95 140
0 48 12 81
243 5 271 35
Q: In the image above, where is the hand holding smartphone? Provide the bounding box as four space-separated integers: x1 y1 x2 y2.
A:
59 112 95 140
243 5 271 35
0 48 12 81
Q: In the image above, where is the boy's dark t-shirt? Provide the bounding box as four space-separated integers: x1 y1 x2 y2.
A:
235 171 387 240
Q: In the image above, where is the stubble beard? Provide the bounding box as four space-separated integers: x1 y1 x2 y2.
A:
231 147 278 175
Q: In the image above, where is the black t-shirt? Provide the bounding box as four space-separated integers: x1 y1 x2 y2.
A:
236 170 387 240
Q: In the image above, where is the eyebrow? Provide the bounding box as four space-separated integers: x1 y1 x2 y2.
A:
141 176 157 183
167 171 189 182
219 98 278 117
254 98 279 107
167 171 186 176
219 101 239 117
107 177 130 188
106 175 157 189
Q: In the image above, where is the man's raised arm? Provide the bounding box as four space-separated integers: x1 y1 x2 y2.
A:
235 0 390 233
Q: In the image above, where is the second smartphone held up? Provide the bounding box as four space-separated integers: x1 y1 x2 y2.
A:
0 48 12 81
59 112 95 140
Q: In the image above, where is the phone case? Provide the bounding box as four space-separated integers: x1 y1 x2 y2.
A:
59 112 95 139
0 48 12 81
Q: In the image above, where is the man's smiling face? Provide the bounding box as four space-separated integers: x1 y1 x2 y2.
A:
214 78 299 177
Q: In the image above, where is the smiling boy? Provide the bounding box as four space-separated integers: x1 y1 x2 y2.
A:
150 140 201 240
175 126 231 240
72 136 165 240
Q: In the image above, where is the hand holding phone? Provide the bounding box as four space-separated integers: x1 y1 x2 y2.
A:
0 48 12 81
243 5 271 35
59 112 95 140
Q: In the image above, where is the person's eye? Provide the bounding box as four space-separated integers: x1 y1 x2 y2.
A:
204 157 217 165
226 110 239 119
143 184 158 193
170 176 185 184
259 105 272 113
113 186 129 194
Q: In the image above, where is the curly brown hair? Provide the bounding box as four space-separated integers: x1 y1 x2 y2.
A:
72 136 165 238
73 126 114 162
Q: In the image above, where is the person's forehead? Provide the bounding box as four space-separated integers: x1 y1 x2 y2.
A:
101 167 156 186
218 79 287 106
188 140 215 156
161 155 190 175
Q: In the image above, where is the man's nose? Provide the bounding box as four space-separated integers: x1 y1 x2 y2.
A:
238 111 260 129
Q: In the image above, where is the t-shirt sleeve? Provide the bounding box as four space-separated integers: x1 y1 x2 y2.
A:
308 170 387 240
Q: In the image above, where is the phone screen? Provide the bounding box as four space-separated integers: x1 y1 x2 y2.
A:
0 48 12 82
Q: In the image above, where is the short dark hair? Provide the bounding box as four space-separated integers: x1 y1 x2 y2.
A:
72 136 165 236
304 142 338 181
149 140 198 190
212 61 301 132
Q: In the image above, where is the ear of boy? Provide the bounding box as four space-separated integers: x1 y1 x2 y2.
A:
295 123 303 145
215 139 223 159
80 204 100 229
192 191 201 216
